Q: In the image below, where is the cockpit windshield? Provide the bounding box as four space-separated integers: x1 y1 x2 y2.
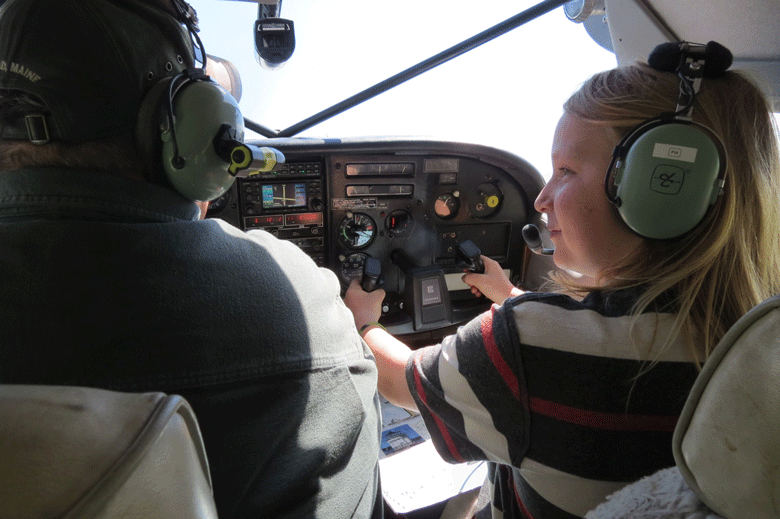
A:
187 0 616 179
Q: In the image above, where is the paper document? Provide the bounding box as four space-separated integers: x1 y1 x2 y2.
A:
379 397 487 513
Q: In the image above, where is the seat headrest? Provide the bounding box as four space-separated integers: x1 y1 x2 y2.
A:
673 294 780 519
0 385 216 519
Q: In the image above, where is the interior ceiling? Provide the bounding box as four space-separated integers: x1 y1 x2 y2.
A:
602 0 780 107
644 0 779 59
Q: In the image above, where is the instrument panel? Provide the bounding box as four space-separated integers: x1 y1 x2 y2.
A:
206 137 551 345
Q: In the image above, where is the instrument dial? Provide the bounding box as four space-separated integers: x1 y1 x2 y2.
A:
386 210 414 236
206 193 229 216
338 212 376 249
434 192 460 219
339 252 369 285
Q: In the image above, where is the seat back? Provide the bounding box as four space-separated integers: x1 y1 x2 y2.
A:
0 385 217 519
673 294 780 519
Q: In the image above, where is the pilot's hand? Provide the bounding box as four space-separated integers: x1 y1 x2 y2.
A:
461 255 523 305
344 279 385 329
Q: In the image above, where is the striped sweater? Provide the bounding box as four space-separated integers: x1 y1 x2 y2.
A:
405 288 699 518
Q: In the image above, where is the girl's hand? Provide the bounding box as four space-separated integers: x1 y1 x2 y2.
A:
461 256 523 305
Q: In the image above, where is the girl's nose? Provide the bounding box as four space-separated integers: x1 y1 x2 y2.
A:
534 182 552 214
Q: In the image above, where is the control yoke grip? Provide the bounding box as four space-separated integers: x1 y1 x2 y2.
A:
361 257 384 292
456 240 485 274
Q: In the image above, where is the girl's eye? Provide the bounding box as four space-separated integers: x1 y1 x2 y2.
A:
550 165 575 179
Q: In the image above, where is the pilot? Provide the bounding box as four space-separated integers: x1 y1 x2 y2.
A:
0 0 382 518
345 54 780 517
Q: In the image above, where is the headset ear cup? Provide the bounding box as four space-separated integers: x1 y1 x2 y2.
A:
611 121 725 240
160 80 244 201
136 78 175 188
136 76 245 201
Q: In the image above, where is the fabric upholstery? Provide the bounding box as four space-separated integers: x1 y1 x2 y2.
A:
0 385 217 519
673 295 780 519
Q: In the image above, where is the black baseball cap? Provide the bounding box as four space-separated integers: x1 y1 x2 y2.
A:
0 0 198 143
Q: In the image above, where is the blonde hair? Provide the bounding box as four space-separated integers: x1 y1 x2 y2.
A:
558 63 780 363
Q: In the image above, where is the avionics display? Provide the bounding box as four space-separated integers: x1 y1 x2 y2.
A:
261 182 307 209
287 212 323 225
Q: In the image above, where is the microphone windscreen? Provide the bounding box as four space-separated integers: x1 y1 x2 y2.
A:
521 224 542 249
648 42 682 72
703 41 733 77
648 41 733 77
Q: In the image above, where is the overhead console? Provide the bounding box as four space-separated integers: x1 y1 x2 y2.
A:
206 137 552 346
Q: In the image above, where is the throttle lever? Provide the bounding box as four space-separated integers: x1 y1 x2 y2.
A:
456 240 485 274
361 257 384 292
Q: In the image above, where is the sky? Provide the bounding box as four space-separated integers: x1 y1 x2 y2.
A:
186 0 618 180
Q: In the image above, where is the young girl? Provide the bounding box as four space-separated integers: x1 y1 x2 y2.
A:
345 58 780 518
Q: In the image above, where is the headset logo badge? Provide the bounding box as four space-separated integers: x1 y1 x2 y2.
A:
651 165 685 194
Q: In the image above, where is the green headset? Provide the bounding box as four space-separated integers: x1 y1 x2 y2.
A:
605 41 732 240
135 3 282 202
136 68 248 202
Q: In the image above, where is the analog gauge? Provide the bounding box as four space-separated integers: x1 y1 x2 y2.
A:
385 210 414 236
206 193 229 216
339 252 369 285
345 163 414 176
338 212 376 249
434 192 460 219
470 183 503 218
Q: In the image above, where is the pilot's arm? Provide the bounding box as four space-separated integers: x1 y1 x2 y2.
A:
344 280 418 411
462 255 524 304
